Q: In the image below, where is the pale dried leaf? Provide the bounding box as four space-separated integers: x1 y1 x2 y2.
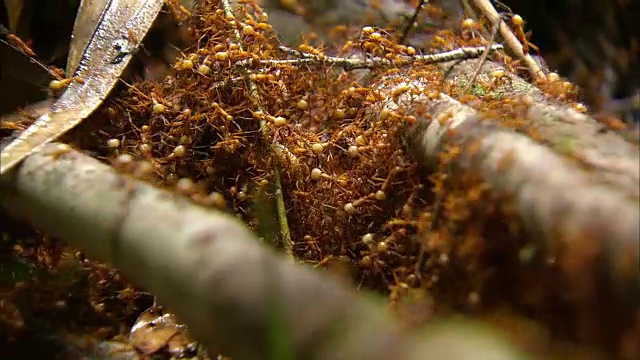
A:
66 0 111 76
0 0 164 175
129 306 193 356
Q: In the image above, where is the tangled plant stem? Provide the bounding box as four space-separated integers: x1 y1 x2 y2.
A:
220 0 293 258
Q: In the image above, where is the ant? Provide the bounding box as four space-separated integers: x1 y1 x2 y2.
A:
110 29 150 65
491 0 539 55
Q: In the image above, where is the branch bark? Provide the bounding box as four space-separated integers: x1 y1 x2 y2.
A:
0 143 528 360
371 66 639 347
370 57 639 278
405 91 638 280
441 59 640 196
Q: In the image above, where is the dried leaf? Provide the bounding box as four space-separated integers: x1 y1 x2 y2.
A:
0 36 55 114
3 0 25 33
129 305 198 357
66 0 111 76
0 0 164 175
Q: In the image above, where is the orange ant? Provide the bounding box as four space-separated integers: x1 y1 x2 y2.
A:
4 33 36 57
49 76 85 92
509 14 539 55
492 1 539 55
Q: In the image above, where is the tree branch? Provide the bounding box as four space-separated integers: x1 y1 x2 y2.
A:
371 72 638 298
440 58 640 197
0 143 527 360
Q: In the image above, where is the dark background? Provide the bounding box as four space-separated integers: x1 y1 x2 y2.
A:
501 0 639 113
0 0 638 115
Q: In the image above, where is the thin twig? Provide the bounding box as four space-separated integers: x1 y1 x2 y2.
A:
399 0 427 44
459 0 476 19
265 45 504 71
221 0 294 259
469 0 544 80
1 26 60 79
462 14 502 94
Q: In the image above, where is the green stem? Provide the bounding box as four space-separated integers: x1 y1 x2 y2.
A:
220 0 293 259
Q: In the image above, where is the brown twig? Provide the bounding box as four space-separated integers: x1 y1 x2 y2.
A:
468 0 544 80
399 0 427 44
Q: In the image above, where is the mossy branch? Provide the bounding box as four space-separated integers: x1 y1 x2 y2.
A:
371 70 639 322
440 58 640 196
405 91 638 276
0 142 529 360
